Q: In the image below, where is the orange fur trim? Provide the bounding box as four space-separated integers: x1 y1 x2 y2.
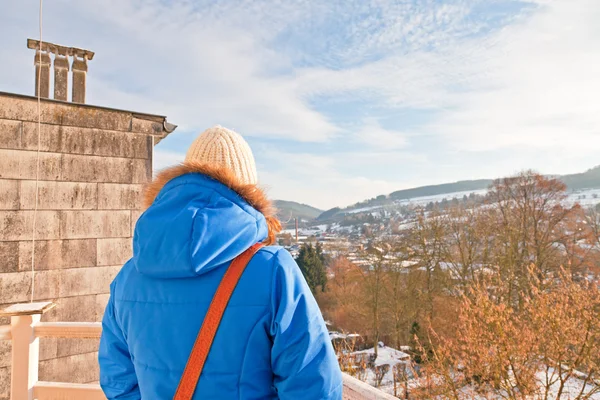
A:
143 161 281 245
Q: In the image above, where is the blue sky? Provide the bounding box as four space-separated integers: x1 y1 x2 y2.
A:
1 0 599 209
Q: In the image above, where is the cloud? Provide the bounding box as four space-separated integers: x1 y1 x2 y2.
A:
2 0 599 208
417 0 600 154
1 0 339 142
259 162 401 210
153 149 185 172
296 0 600 158
353 119 409 150
256 146 432 209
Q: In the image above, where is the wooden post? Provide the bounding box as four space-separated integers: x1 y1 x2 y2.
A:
1 302 55 400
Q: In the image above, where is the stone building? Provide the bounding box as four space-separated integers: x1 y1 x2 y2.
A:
0 40 175 399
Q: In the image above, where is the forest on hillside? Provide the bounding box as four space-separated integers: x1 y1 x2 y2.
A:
304 172 600 399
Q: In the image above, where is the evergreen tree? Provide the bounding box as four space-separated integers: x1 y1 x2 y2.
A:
296 243 327 294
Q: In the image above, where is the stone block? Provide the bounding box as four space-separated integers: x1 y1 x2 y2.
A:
97 238 132 266
60 211 130 239
0 242 19 273
0 149 61 180
0 119 21 149
58 266 120 297
0 94 133 133
95 294 110 321
0 366 9 399
39 351 99 384
18 239 97 271
58 127 149 159
0 339 10 368
132 115 164 135
33 269 61 301
61 154 134 183
40 303 61 323
0 94 38 122
0 270 60 303
132 157 152 184
19 181 97 210
0 210 60 241
131 210 143 236
22 123 151 159
62 104 131 133
57 338 100 359
98 184 143 210
0 180 19 210
19 122 61 153
55 295 97 322
39 337 58 362
0 271 30 303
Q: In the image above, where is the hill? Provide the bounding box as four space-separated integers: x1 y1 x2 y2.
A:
561 165 600 190
275 165 600 225
372 165 600 206
316 207 342 221
389 179 493 200
313 165 600 222
274 200 323 222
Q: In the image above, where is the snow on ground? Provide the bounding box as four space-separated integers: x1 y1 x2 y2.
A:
347 205 383 214
352 345 411 366
346 345 600 399
394 189 489 207
400 188 600 209
348 345 412 394
445 369 600 400
565 188 600 207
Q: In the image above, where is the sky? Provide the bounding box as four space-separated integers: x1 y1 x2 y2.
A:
1 0 599 209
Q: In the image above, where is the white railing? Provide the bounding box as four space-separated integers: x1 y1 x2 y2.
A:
0 302 105 400
1 302 396 400
342 374 398 400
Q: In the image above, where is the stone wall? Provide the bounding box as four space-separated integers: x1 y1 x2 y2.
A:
0 91 172 399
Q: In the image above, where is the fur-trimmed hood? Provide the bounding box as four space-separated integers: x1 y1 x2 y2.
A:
133 162 281 279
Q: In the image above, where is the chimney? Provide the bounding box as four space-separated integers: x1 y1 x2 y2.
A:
33 50 51 98
53 49 69 101
27 39 95 103
71 53 88 103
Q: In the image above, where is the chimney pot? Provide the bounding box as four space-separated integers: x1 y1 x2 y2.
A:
53 51 69 101
71 56 88 104
34 51 51 99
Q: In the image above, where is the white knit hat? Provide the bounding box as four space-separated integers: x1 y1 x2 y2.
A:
185 126 258 185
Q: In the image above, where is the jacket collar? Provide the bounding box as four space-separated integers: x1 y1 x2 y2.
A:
144 161 281 245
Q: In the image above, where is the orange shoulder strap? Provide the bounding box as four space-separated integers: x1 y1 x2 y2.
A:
173 243 263 400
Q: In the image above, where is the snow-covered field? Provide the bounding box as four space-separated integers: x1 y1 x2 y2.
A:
565 188 600 207
394 189 489 207
342 345 600 399
344 187 600 218
344 345 412 396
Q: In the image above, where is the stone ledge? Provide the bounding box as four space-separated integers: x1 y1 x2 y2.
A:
0 91 174 138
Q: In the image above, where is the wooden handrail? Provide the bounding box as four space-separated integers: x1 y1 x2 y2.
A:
34 381 106 400
342 374 398 400
34 322 102 339
1 302 395 400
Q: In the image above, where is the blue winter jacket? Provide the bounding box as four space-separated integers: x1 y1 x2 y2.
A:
98 170 343 399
